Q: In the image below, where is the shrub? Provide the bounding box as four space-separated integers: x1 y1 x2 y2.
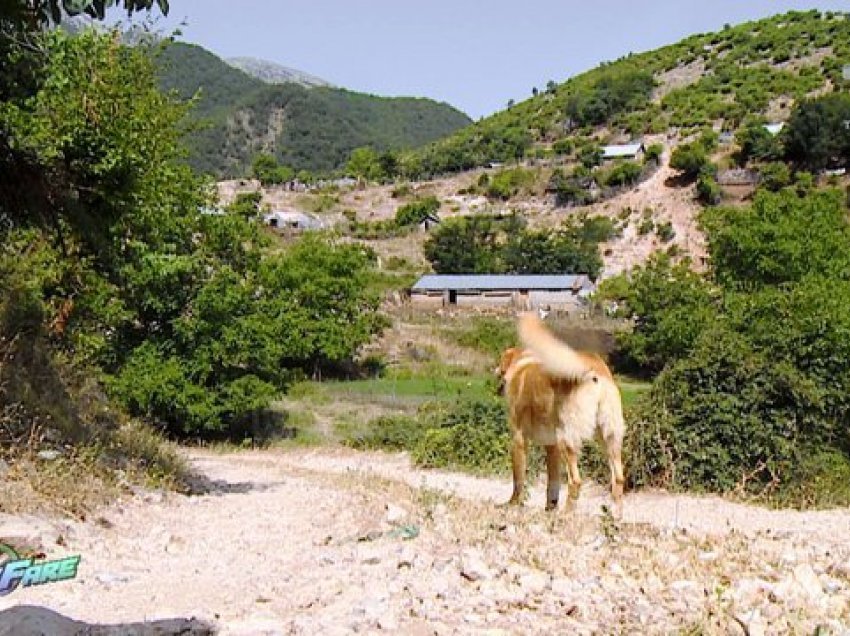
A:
342 415 423 451
758 161 791 191
696 170 722 205
451 317 516 358
552 138 574 155
644 143 663 164
670 142 710 178
601 160 642 187
411 398 510 474
486 168 536 200
395 196 440 226
655 221 675 242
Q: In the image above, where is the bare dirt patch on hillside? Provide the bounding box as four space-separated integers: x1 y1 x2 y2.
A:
2 447 848 635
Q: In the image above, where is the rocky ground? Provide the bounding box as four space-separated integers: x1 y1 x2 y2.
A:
1 446 849 635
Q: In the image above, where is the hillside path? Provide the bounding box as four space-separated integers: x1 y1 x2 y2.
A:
2 447 849 635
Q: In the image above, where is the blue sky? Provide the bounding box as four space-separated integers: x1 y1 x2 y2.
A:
124 0 849 119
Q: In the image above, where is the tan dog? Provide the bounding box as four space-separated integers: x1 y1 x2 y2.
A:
496 313 626 516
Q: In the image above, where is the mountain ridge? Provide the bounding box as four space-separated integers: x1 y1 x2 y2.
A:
155 42 472 177
226 56 333 88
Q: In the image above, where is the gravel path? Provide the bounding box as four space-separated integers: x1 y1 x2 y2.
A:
1 446 848 635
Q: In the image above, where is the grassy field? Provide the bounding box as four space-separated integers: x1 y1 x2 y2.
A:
289 373 648 413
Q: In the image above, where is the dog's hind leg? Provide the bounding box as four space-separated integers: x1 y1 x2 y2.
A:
559 439 582 509
544 445 561 511
505 428 528 506
605 432 625 519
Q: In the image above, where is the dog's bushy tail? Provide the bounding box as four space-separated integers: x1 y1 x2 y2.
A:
517 312 592 382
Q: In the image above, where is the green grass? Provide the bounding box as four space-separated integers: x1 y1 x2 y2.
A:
322 375 493 403
617 379 651 408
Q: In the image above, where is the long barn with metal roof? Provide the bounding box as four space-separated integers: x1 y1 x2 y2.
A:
410 274 595 310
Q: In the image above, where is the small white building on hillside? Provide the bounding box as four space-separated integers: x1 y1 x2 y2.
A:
601 142 645 161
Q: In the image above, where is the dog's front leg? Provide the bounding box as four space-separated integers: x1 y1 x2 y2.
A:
544 444 561 511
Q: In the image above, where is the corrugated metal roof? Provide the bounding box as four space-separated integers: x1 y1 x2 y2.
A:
602 143 644 159
411 274 594 292
764 122 785 136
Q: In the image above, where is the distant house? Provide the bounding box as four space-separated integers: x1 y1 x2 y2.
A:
764 122 786 136
601 142 645 161
419 212 441 232
718 131 735 145
262 209 323 232
410 274 596 310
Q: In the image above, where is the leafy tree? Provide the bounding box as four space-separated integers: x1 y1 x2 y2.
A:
423 216 503 274
625 188 850 504
0 26 385 440
502 229 603 278
565 68 654 127
670 142 710 179
610 254 718 374
703 189 850 290
1 0 168 27
395 196 439 227
644 143 663 164
784 93 850 170
757 161 791 191
251 153 293 185
346 146 384 183
423 213 608 279
602 160 642 187
735 122 783 164
579 144 603 169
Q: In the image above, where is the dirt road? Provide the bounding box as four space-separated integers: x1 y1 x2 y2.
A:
1 447 849 635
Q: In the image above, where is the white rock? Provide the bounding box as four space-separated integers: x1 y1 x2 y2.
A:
731 577 772 606
793 563 825 602
518 571 550 595
95 572 130 586
670 580 699 593
551 577 576 597
377 612 399 631
385 504 407 525
460 549 492 582
735 608 766 636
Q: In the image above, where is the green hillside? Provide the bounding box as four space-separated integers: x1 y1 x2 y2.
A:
407 9 850 177
156 42 472 177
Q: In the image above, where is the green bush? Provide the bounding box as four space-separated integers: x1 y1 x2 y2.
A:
486 168 536 200
696 170 722 205
624 189 850 507
451 317 516 358
757 161 791 191
410 398 510 474
670 142 710 178
552 138 574 156
342 415 423 451
655 221 675 242
601 160 642 187
395 196 440 226
644 143 663 164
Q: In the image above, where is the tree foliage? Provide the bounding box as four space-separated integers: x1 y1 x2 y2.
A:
621 189 850 505
783 93 850 171
423 213 608 279
0 27 385 439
